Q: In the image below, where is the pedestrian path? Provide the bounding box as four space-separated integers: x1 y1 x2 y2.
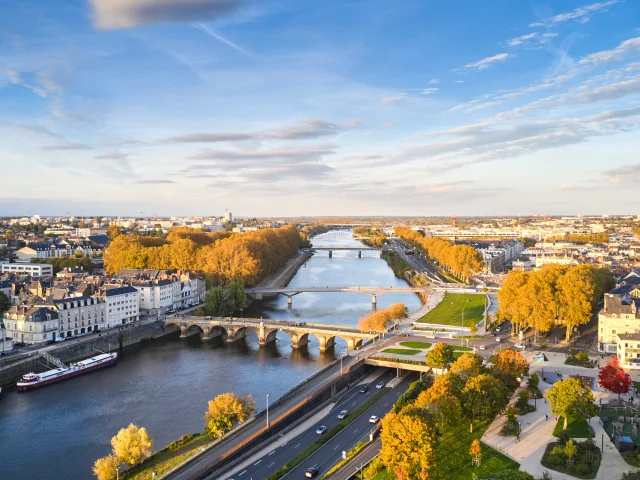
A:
481 379 634 479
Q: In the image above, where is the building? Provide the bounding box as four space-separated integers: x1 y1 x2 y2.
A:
598 287 640 353
535 253 581 268
100 285 140 328
224 209 233 223
3 306 59 345
53 297 106 338
511 257 533 272
616 333 640 369
134 279 173 314
1 263 53 277
0 320 13 353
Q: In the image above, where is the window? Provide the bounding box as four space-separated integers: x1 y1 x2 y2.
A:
612 330 617 334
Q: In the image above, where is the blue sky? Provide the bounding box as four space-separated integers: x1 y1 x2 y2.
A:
1 0 639 217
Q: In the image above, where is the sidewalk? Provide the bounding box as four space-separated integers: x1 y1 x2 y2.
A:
481 379 634 479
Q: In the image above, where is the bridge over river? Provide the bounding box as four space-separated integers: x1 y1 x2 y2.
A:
164 317 377 351
244 285 427 307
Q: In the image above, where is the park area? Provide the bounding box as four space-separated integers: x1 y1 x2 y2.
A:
417 293 486 327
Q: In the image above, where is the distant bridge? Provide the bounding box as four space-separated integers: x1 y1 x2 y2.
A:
311 230 366 241
245 285 427 307
164 317 376 351
302 246 378 257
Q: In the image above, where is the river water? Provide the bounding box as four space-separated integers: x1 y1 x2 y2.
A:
0 236 421 480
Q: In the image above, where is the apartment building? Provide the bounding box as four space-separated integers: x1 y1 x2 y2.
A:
3 306 59 345
134 279 173 314
101 285 140 327
616 333 640 369
1 263 53 277
53 296 106 338
598 286 640 353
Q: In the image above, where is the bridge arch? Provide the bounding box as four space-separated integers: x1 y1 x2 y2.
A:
185 324 205 338
164 322 181 334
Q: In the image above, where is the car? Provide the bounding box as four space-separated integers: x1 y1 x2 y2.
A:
495 327 501 332
305 465 319 478
496 337 502 342
315 426 327 435
46 340 55 345
0 352 7 356
479 345 486 350
360 385 368 393
514 344 526 350
376 381 384 389
13 342 26 347
337 410 348 420
369 415 380 424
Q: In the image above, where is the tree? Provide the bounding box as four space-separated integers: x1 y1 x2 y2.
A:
204 287 225 317
528 373 539 390
415 374 463 430
461 374 510 432
426 343 455 370
388 302 409 320
598 355 632 400
0 291 9 316
110 424 153 467
449 352 484 381
226 281 247 313
469 438 482 458
107 224 120 240
204 393 256 438
557 267 597 340
564 439 577 460
380 407 439 479
92 454 119 480
545 377 598 430
491 350 529 388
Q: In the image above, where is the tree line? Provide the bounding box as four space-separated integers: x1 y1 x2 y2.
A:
353 227 387 247
549 233 609 244
103 226 301 287
497 264 614 340
358 303 408 332
299 224 329 247
368 348 528 479
30 255 94 274
394 227 484 280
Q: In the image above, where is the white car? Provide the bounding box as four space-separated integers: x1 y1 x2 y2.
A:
369 415 380 424
496 337 501 342
315 426 327 435
376 381 384 389
479 345 486 351
337 410 348 420
514 344 526 350
495 327 501 332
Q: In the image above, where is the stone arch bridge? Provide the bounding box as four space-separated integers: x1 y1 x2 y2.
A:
164 316 377 352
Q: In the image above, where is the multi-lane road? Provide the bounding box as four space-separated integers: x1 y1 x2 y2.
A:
392 239 452 284
217 369 412 480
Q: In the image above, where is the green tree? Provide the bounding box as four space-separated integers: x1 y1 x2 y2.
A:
226 281 247 313
92 454 119 480
545 377 598 430
110 424 153 466
204 287 225 317
461 374 510 432
204 393 256 438
564 439 577 460
0 291 10 316
426 343 455 370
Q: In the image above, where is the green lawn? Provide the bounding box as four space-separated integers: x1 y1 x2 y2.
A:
369 420 520 480
453 346 474 351
453 351 466 359
382 348 421 356
399 341 432 349
552 417 592 438
417 293 486 327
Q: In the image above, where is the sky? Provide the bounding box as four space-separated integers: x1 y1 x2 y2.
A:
1 0 639 217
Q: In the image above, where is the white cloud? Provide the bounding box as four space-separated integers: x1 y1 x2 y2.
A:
507 33 538 47
460 53 513 71
529 0 621 26
579 36 640 68
428 79 439 84
90 0 243 30
422 88 439 95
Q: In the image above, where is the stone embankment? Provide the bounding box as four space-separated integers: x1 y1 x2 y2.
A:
0 320 167 388
257 250 312 289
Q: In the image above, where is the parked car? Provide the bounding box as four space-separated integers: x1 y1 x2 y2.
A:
337 410 348 420
315 426 327 435
479 345 486 350
13 342 26 347
514 344 526 350
359 385 368 393
376 381 384 389
305 465 319 478
0 352 7 356
369 415 380 424
496 337 502 343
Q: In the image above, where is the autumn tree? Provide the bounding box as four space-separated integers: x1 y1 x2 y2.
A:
388 302 409 320
491 349 529 388
358 309 393 333
107 224 120 240
545 377 598 430
469 439 482 464
380 407 439 479
449 352 484 382
415 374 463 430
93 454 119 480
461 374 510 432
426 342 455 370
556 267 597 340
204 393 256 438
598 355 632 400
110 424 153 466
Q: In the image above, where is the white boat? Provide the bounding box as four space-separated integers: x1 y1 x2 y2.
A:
16 352 118 391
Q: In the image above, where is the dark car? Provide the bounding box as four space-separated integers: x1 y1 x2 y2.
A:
13 342 26 347
305 465 319 478
0 352 7 356
360 385 368 393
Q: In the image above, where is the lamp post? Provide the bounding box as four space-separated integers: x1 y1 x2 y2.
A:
116 467 120 480
340 350 348 375
266 393 270 427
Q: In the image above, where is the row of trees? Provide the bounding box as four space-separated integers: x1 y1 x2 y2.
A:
376 348 527 478
394 227 484 280
103 226 301 287
353 227 387 247
549 233 609 244
497 264 614 340
30 255 94 273
358 303 408 332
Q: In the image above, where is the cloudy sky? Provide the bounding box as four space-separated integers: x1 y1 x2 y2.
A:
1 0 639 217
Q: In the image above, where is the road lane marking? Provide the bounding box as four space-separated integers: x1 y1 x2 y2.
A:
353 428 359 433
384 402 389 407
254 460 262 466
352 402 356 405
294 443 301 449
268 451 275 456
238 470 247 476
281 442 287 447
334 445 340 450
268 462 275 468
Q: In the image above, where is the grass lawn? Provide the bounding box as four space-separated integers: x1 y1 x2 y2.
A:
453 351 466 359
552 417 593 438
123 434 212 480
453 346 474 351
369 420 519 480
417 293 486 327
399 341 432 349
382 348 421 356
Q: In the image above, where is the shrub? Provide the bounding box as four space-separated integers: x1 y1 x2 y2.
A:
576 351 589 363
550 445 565 457
575 463 589 475
547 454 564 467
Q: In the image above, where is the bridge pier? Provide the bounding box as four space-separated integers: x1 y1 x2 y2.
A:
371 295 377 309
258 327 278 347
290 333 309 349
225 327 247 343
287 295 292 309
346 338 362 350
317 335 335 352
358 251 361 258
180 326 189 338
328 250 332 258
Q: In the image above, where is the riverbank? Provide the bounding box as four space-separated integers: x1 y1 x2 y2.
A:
258 250 312 289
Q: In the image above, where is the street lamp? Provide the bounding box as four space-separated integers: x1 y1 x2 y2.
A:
116 466 120 480
266 393 270 427
340 350 348 376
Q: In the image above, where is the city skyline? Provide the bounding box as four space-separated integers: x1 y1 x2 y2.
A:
1 0 639 216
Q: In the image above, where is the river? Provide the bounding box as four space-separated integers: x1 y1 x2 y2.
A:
0 235 421 480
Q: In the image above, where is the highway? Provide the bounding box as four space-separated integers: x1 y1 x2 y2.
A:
392 239 453 284
216 369 408 480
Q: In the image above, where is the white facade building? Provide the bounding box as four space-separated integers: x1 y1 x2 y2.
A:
1 263 53 277
3 306 59 345
54 297 106 338
101 286 140 328
134 279 174 314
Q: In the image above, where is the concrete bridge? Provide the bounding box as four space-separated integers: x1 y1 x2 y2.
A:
164 317 376 351
244 285 427 307
302 246 378 258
